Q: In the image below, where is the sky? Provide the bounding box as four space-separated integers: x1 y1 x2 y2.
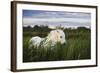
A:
22 10 91 28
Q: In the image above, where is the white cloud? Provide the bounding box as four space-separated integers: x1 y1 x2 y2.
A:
23 17 91 25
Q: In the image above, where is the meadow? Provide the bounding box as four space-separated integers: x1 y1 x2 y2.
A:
23 25 91 62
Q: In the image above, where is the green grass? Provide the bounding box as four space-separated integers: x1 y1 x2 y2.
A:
23 29 91 62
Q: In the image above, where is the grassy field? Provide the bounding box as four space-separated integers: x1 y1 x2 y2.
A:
23 27 91 62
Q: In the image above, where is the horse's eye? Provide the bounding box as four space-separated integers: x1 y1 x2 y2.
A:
60 36 62 38
57 30 59 33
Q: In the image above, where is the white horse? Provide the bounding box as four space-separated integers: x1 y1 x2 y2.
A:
29 29 66 48
42 29 66 48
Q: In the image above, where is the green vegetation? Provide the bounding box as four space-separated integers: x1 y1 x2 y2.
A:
23 25 91 62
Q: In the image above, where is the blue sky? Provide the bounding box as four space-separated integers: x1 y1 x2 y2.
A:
23 10 91 28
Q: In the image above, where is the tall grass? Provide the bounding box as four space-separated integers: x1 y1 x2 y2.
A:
23 28 91 62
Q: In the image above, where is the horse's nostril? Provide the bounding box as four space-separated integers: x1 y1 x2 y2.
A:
60 36 62 38
62 42 66 45
63 43 66 45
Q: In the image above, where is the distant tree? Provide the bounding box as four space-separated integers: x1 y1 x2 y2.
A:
33 25 40 31
23 25 33 32
27 26 31 29
34 25 40 29
77 27 90 31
